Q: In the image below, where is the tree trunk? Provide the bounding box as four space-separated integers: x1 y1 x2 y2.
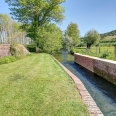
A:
87 44 91 49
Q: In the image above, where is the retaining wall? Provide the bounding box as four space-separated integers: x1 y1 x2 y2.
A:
0 44 29 58
74 53 116 85
0 44 11 57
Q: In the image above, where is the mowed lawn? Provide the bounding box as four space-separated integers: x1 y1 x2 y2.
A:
0 53 89 116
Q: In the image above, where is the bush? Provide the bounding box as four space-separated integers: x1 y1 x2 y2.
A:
26 44 36 52
0 43 29 65
10 43 27 58
0 56 16 65
100 51 109 58
113 44 116 46
77 43 85 47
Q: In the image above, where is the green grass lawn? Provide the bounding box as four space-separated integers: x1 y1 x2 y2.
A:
0 53 89 116
76 46 116 60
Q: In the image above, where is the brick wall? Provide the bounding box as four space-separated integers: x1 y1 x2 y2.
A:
0 44 11 57
74 53 116 85
0 44 29 58
74 53 94 72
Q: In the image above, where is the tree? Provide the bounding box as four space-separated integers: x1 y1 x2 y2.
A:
84 29 100 49
0 14 31 44
0 14 10 43
5 0 65 41
63 34 73 52
36 23 63 54
65 22 80 47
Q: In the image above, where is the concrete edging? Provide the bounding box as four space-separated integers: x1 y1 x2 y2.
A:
52 55 104 116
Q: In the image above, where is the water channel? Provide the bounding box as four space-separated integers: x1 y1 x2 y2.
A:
54 52 116 116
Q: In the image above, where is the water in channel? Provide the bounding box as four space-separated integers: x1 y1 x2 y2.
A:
54 52 116 116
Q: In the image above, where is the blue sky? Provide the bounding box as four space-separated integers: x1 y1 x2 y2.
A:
61 0 116 36
1 0 116 36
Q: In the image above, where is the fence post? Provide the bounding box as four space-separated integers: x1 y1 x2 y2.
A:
99 44 100 54
115 46 116 57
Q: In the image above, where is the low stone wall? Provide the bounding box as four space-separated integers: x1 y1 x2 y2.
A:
0 44 11 57
74 53 116 85
0 44 29 58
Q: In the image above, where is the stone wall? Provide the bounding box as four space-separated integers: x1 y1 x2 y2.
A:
74 53 116 85
0 44 29 58
0 44 11 57
19 44 30 54
74 53 94 72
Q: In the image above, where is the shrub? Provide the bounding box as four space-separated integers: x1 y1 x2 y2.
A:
113 44 116 46
10 43 27 58
0 56 16 65
26 44 36 52
77 43 85 47
100 51 109 58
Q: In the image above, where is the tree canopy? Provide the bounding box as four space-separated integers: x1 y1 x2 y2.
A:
84 29 100 49
63 35 73 52
5 0 65 25
5 0 65 36
0 14 30 44
63 22 80 53
36 23 63 54
65 22 80 46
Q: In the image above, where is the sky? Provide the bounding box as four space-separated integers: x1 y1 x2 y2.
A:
0 0 116 36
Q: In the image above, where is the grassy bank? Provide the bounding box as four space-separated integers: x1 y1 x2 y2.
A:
0 53 89 116
76 46 116 60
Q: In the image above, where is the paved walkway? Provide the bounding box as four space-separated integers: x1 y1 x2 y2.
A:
52 56 104 116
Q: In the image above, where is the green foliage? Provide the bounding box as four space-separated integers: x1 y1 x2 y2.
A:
100 51 109 58
78 43 86 47
37 23 63 54
99 42 116 47
0 14 11 29
0 13 29 44
63 22 80 52
84 29 100 48
65 22 80 47
100 30 116 38
10 43 27 58
114 44 116 46
5 0 65 40
0 56 16 65
76 46 116 60
100 36 116 43
63 35 73 52
100 36 116 47
26 44 36 52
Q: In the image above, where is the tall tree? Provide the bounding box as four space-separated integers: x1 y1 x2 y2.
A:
63 22 80 53
5 0 65 40
63 35 73 52
84 29 100 49
37 23 63 54
0 14 31 44
65 22 80 47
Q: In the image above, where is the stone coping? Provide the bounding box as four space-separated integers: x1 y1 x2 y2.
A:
52 55 104 116
74 53 116 64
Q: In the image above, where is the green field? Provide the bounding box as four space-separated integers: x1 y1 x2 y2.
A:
100 35 116 46
76 46 116 60
0 53 89 116
102 35 116 41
